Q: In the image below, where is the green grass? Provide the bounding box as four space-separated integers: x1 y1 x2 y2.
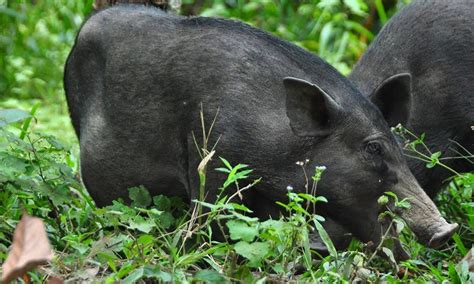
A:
1 0 473 282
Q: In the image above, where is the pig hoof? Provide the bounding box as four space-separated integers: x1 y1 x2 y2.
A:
428 223 459 248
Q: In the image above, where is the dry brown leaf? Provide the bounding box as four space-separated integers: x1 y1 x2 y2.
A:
46 276 64 284
1 213 54 284
197 150 215 173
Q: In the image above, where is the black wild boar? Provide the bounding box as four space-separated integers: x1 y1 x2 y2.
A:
350 0 474 197
64 5 457 251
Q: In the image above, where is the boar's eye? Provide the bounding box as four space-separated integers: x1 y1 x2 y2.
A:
365 141 383 156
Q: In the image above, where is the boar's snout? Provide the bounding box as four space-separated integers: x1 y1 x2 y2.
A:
394 172 458 248
428 221 458 248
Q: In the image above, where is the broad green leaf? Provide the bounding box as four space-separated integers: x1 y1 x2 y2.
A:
230 211 259 223
234 241 270 267
158 211 175 229
194 269 226 283
129 216 155 233
0 152 27 178
143 266 172 282
44 135 67 150
226 220 258 242
227 202 252 212
0 109 30 127
129 186 152 208
152 195 171 211
137 234 154 246
71 242 89 254
37 184 71 207
122 267 144 284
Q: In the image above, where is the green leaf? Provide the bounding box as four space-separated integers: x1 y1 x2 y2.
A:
382 247 397 268
234 241 270 267
318 0 339 9
194 269 226 283
384 191 399 203
230 211 259 223
143 266 172 282
226 220 258 242
152 195 171 211
219 156 232 170
37 184 71 206
71 242 90 254
227 202 252 213
344 0 368 16
129 186 152 208
374 0 387 24
0 109 30 126
19 102 40 140
314 220 337 258
427 151 442 168
0 152 27 177
260 219 287 231
215 167 231 173
319 22 333 56
452 233 467 255
394 219 405 234
158 211 175 229
137 234 154 246
122 267 144 284
396 197 412 209
129 216 155 233
448 262 462 284
44 135 67 150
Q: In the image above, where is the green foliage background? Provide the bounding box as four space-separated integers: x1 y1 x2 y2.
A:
0 0 410 143
1 0 473 283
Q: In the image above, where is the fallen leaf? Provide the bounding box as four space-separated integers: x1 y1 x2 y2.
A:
2 213 54 284
46 276 64 284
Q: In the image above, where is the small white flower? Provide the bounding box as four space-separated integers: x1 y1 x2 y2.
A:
286 185 294 191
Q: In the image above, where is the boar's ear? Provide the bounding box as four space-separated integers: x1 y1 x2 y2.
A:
370 73 412 127
284 77 342 137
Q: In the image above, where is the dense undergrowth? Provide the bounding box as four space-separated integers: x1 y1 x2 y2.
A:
1 0 473 282
0 109 473 282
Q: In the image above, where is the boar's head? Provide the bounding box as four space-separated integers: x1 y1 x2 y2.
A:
283 77 457 250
